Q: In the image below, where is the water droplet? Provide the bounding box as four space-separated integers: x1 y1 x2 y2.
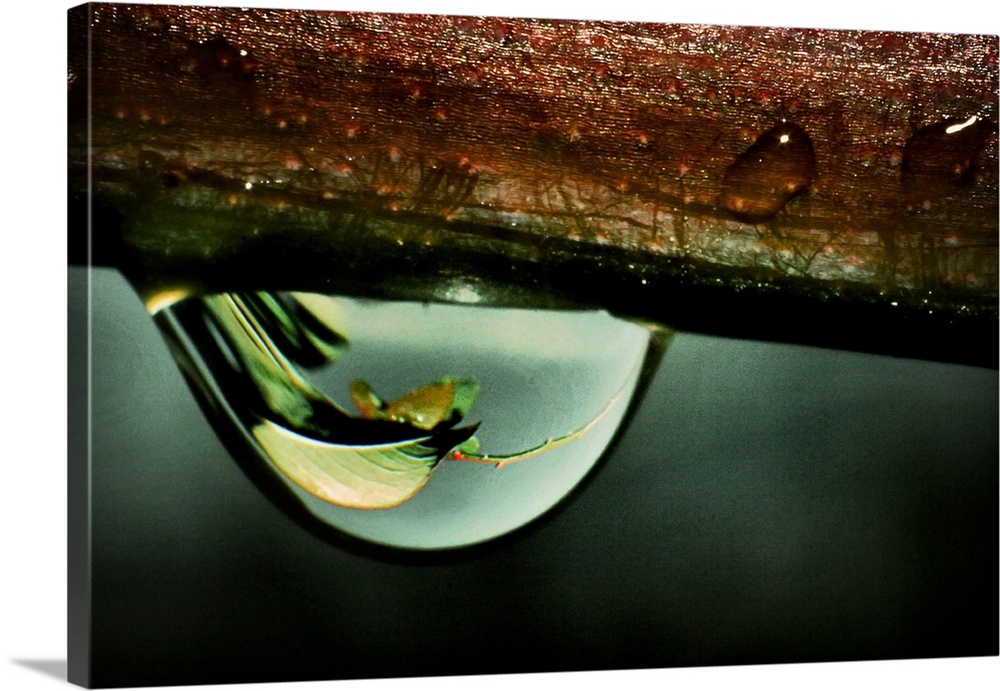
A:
718 121 816 223
901 115 998 203
153 290 672 550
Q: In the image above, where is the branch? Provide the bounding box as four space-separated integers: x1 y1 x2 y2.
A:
68 5 999 367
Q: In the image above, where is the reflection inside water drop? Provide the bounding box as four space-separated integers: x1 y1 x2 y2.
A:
154 290 670 551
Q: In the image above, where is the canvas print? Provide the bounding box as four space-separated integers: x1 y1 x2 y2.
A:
67 3 998 688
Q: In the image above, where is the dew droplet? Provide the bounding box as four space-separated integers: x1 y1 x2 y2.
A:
901 115 998 203
718 121 816 223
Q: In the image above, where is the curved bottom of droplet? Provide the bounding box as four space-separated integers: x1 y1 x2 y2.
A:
157 291 672 554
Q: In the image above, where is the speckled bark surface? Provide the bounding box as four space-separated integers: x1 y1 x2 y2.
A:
68 4 999 365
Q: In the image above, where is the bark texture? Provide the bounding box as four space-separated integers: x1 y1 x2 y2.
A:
68 4 999 365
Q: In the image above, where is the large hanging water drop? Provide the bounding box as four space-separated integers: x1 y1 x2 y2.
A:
901 115 998 204
153 288 671 550
719 121 816 223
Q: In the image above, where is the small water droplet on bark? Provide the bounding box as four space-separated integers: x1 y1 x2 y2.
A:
901 115 997 203
719 121 816 223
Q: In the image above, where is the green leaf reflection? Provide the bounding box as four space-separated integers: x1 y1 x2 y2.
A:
190 290 628 510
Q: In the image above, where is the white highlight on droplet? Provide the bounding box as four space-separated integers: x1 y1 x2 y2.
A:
946 115 979 134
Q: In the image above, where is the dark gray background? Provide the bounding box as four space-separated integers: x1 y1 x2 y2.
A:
70 266 997 688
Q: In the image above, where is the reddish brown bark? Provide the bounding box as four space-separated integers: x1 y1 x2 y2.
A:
68 4 999 365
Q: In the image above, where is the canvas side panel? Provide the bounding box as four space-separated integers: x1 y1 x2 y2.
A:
67 3 93 688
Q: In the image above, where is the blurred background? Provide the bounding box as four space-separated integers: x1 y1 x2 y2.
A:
70 265 997 688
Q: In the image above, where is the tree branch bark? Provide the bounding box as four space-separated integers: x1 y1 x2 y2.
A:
68 4 999 366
